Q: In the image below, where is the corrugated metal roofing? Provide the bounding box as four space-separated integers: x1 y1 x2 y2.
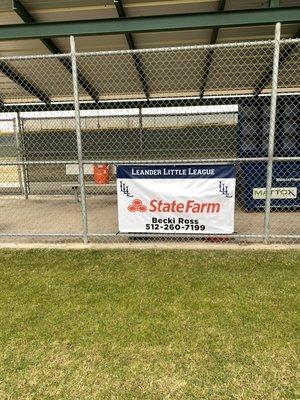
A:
1 1 299 54
0 0 299 105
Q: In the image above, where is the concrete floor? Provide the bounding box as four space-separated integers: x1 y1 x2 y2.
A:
0 195 299 243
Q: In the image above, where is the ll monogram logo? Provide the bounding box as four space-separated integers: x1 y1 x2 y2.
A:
120 181 133 197
219 181 232 198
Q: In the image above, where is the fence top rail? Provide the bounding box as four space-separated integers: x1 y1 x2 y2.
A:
2 38 299 63
0 52 71 63
280 38 300 44
75 39 277 57
0 37 298 62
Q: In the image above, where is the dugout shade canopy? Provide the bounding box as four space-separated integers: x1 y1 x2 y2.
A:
0 0 299 109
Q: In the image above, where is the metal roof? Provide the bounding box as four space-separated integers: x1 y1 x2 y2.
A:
1 0 299 55
0 0 299 108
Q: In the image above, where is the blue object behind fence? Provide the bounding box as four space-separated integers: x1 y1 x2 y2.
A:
237 97 299 211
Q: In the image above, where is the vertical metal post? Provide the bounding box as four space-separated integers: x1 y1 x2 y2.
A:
70 35 88 244
263 22 281 244
139 107 143 159
14 112 28 199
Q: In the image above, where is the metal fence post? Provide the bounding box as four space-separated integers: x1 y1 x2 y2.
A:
14 112 28 199
70 35 89 244
139 106 143 158
263 22 281 244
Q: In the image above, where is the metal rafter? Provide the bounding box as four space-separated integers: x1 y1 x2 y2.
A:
114 0 149 98
0 61 50 103
1 7 300 40
12 0 100 103
0 1 52 103
253 0 298 95
254 29 300 96
199 0 226 97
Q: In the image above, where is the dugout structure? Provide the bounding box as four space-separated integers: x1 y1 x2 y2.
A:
0 1 299 244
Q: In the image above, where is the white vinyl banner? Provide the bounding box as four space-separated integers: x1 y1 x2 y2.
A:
117 165 236 234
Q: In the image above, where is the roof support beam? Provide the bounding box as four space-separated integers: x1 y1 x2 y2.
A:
0 0 53 103
7 94 300 113
114 0 149 98
254 29 300 96
12 0 99 102
0 96 246 112
12 0 62 54
1 7 300 40
199 0 226 97
0 61 50 103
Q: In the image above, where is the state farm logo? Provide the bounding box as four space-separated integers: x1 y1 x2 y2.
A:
127 199 221 213
128 199 147 212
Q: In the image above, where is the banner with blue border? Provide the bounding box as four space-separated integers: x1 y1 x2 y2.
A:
117 164 235 180
117 164 236 234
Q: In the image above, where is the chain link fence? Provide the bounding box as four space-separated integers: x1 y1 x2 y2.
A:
0 26 299 244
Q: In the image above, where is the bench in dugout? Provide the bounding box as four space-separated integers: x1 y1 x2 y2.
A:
63 164 116 201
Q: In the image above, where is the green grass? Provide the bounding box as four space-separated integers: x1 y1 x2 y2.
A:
0 250 298 399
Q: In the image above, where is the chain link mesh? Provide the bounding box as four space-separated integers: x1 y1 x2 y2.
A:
269 39 300 242
0 38 299 243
